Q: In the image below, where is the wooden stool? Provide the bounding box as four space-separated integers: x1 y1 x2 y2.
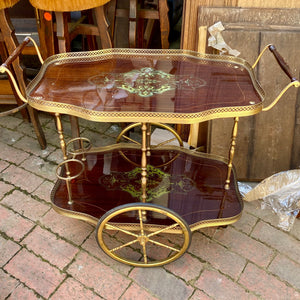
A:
29 0 114 140
113 0 170 48
29 0 112 57
0 0 46 149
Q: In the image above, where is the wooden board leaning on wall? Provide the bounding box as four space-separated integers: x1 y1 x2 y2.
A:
181 0 300 51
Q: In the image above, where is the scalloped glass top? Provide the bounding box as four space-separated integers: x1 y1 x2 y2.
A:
27 49 264 121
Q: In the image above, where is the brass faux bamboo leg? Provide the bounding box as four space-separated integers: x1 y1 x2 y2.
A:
80 138 86 161
55 113 71 185
66 177 73 205
55 113 68 160
225 117 239 190
55 113 76 205
56 158 85 206
141 123 148 203
146 123 151 156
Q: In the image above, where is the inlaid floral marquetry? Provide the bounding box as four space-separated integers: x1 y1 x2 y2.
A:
88 67 207 98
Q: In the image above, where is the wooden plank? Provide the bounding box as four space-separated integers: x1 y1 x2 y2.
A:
291 88 300 169
0 95 16 104
196 7 300 29
208 30 260 180
0 79 14 94
249 32 300 179
188 26 208 149
196 6 300 180
237 0 300 8
196 7 261 180
181 0 236 51
224 24 300 32
181 0 300 51
0 80 16 104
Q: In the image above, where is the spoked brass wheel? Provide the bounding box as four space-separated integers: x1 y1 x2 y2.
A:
116 122 183 147
116 122 183 167
96 203 191 267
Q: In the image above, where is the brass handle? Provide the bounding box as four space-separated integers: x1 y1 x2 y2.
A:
252 44 300 112
268 45 297 82
255 45 300 112
1 36 43 69
1 37 31 69
0 36 44 104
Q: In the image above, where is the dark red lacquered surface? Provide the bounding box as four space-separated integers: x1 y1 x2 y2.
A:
51 148 242 226
28 51 263 117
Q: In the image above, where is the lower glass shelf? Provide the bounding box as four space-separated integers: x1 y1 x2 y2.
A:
51 145 243 230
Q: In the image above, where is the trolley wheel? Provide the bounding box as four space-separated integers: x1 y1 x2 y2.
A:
116 122 183 147
96 203 191 267
116 122 183 167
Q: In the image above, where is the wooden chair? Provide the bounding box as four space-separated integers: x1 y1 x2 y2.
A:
0 0 46 149
0 28 28 120
29 0 114 140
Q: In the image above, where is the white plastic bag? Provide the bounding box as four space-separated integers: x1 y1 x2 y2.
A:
244 170 300 231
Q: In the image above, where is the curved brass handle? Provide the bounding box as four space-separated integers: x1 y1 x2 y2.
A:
0 65 27 103
262 80 300 112
268 45 297 82
0 36 44 104
1 37 30 68
252 44 271 69
252 44 297 81
252 44 300 112
1 36 43 68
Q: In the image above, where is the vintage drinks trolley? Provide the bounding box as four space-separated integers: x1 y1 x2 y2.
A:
1 38 298 266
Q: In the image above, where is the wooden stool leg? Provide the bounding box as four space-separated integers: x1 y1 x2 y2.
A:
35 9 56 59
55 12 81 143
94 5 113 49
128 0 137 48
106 0 117 43
55 12 69 52
84 10 98 50
27 106 47 150
69 115 81 148
158 0 169 49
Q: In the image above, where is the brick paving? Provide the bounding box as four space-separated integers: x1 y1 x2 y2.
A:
0 111 300 300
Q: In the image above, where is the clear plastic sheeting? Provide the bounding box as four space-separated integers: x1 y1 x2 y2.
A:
243 170 300 231
207 21 241 56
238 181 257 198
151 128 189 148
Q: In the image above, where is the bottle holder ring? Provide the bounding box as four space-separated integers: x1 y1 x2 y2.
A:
56 159 85 181
66 137 91 157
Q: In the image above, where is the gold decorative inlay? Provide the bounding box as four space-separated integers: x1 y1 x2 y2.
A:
88 67 206 98
99 164 195 202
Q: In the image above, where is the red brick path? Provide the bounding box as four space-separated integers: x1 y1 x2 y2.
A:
0 113 299 299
